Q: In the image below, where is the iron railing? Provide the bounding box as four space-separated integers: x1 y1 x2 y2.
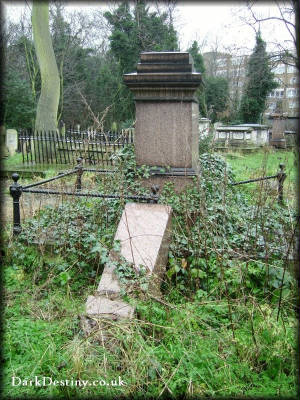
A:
231 163 287 204
9 158 159 236
9 160 287 236
18 128 134 166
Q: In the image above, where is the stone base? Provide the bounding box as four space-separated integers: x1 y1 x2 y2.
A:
141 174 197 193
270 138 286 149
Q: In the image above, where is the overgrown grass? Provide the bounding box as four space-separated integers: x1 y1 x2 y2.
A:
2 147 298 398
2 251 297 398
222 147 298 202
2 152 24 167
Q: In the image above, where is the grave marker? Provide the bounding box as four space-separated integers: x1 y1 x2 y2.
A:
6 129 18 156
124 52 202 191
85 203 172 323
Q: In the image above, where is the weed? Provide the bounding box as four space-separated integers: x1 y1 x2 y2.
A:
2 146 298 398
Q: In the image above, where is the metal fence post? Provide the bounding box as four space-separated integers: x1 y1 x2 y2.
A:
150 185 160 204
9 173 22 235
75 157 83 191
277 163 286 205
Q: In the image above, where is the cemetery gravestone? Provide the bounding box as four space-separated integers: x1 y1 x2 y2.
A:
6 129 18 156
84 52 201 334
124 52 202 191
199 118 211 137
269 113 287 148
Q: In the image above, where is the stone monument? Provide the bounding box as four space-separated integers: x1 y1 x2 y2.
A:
83 52 202 336
6 129 18 156
269 113 287 148
124 52 202 190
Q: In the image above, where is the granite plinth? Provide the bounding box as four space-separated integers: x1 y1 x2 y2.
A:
271 118 286 140
141 175 196 193
140 51 193 64
124 72 202 87
124 51 201 171
135 101 199 169
137 63 193 73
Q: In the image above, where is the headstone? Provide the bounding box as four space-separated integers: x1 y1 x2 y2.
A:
123 52 202 191
199 118 211 137
1 126 9 158
6 129 18 156
269 113 287 148
85 203 172 322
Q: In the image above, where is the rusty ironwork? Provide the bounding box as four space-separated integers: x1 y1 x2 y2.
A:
231 164 286 204
277 163 287 205
18 128 134 166
9 158 159 235
9 173 22 235
231 175 278 186
10 159 286 236
75 157 83 191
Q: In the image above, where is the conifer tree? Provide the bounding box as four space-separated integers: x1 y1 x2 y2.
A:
187 40 206 117
239 33 278 123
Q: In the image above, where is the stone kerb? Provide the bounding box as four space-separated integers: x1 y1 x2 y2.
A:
123 52 202 174
85 203 172 326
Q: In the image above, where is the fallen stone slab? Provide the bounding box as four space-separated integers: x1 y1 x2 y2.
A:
114 203 171 269
86 295 135 320
84 202 172 329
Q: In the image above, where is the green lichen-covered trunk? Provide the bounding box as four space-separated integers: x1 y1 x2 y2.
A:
32 0 60 131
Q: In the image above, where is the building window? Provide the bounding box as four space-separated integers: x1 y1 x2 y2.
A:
272 64 285 74
274 77 283 84
290 76 298 85
231 57 243 66
287 65 297 73
275 89 284 98
216 69 227 76
287 88 298 98
289 101 298 109
268 102 276 110
217 59 227 67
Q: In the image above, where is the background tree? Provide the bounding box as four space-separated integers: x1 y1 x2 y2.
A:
239 32 278 123
238 0 298 70
187 40 207 117
205 76 229 123
104 0 179 126
3 69 35 129
32 0 60 131
3 13 38 129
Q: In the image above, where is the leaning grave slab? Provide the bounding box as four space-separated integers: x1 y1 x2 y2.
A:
84 52 202 331
85 202 172 327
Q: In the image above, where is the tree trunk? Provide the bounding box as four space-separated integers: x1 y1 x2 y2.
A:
32 0 60 131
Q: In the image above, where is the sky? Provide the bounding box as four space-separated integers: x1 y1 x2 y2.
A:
3 1 294 55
